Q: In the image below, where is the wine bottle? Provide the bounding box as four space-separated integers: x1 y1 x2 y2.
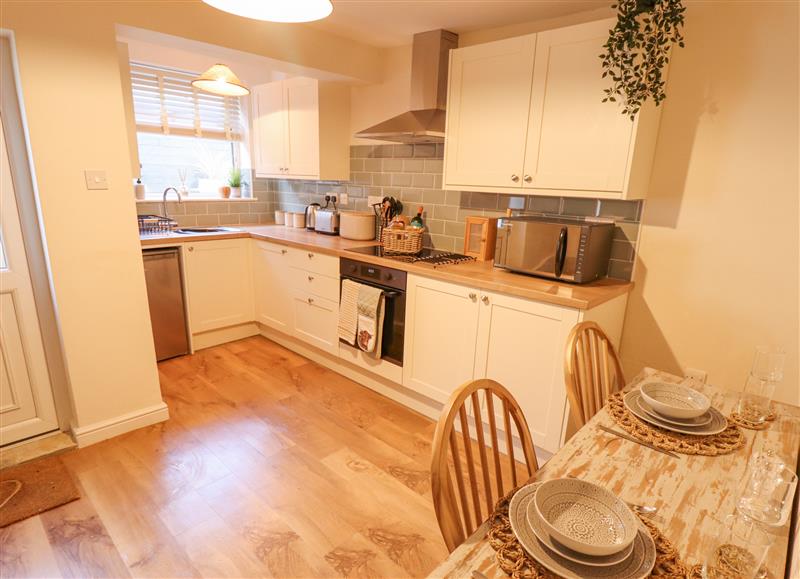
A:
409 206 424 229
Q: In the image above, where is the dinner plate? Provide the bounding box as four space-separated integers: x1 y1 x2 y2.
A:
509 484 656 579
624 390 728 436
639 400 713 427
526 496 635 567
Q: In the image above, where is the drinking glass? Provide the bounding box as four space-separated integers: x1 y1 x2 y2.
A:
701 514 772 579
737 346 785 424
737 451 798 526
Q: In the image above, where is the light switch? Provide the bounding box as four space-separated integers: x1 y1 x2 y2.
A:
338 193 349 205
84 170 108 190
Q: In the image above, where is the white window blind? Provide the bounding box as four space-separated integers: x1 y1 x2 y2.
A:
131 62 243 141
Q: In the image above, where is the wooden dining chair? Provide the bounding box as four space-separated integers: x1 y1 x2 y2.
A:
563 321 626 429
430 378 539 552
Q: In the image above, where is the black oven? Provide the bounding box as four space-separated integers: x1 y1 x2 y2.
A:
340 258 406 367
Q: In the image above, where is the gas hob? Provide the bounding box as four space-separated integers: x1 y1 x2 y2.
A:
345 246 476 266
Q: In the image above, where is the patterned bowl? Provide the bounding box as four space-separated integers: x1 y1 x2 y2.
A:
640 381 711 419
533 478 638 557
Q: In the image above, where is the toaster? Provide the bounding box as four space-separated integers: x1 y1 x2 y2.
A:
314 209 340 235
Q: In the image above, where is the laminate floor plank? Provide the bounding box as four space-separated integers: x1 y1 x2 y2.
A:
0 515 62 578
0 335 449 579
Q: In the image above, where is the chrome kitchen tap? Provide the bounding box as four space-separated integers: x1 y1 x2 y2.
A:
161 187 182 224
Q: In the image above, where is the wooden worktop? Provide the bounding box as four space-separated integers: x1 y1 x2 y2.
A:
140 225 632 310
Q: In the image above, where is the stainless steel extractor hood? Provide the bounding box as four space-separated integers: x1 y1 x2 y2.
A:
356 29 458 144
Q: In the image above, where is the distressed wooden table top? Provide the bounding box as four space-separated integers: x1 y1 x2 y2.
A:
428 369 800 579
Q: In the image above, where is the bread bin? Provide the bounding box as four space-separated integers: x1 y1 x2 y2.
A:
340 211 376 240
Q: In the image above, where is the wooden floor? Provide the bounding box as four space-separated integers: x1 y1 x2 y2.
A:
0 336 450 578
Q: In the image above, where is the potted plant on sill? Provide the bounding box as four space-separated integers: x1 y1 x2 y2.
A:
228 167 243 199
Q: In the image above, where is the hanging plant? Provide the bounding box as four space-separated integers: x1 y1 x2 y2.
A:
601 0 686 119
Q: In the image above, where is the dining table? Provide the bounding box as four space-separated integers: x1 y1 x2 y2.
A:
427 369 800 579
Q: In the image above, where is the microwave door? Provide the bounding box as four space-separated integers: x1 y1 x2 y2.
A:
503 221 581 280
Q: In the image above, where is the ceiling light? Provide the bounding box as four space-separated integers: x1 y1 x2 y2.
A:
192 63 250 97
201 0 333 23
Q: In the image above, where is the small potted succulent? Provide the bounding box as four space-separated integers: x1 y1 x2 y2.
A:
228 167 243 198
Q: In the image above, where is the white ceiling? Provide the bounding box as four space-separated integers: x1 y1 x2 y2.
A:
307 0 607 47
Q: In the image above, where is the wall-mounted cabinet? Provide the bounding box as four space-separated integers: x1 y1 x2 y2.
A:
251 77 350 181
443 18 663 200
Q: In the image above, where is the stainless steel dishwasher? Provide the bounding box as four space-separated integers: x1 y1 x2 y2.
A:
142 248 189 360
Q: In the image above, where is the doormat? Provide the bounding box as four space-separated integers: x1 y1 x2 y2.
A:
0 455 80 527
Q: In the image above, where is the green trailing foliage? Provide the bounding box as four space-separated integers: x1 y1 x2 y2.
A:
601 0 686 120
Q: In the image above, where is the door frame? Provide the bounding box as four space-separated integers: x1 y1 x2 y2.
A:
0 30 73 437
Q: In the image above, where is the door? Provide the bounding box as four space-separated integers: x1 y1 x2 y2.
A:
184 239 254 333
252 240 292 333
474 290 579 453
252 82 286 177
292 292 337 354
0 116 58 445
443 34 536 190
523 18 635 193
402 275 480 403
284 77 320 178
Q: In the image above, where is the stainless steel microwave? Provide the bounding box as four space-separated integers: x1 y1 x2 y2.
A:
494 216 614 284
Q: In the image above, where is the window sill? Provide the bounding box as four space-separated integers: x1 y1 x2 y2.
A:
137 197 257 203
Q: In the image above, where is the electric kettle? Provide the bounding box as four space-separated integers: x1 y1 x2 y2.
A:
305 203 321 231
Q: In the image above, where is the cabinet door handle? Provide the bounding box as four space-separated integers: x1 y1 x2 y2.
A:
187 246 194 252
307 297 314 304
468 292 477 301
523 174 532 183
481 295 490 304
281 249 288 254
511 174 520 182
308 275 314 281
307 253 314 259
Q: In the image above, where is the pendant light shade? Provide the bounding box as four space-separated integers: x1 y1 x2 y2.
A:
201 0 333 23
191 63 250 97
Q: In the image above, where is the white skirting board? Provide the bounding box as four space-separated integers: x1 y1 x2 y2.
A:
71 402 169 447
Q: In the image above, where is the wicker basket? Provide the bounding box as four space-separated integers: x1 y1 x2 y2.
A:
381 227 424 255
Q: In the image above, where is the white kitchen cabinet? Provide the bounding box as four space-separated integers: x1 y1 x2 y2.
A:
443 35 536 189
184 239 254 333
474 291 579 453
403 273 622 454
292 292 338 355
443 18 662 199
251 77 349 181
252 240 292 333
403 275 481 402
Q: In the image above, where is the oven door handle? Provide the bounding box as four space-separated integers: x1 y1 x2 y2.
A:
382 291 401 298
554 227 568 278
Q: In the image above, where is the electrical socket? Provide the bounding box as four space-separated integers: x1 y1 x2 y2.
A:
684 368 707 383
367 195 383 207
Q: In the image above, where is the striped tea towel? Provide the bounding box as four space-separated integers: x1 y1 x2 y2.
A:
338 279 360 345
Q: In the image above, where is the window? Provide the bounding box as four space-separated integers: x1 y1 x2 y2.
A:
130 62 249 197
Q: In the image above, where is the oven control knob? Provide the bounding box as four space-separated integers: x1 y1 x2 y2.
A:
349 265 356 272
386 273 393 281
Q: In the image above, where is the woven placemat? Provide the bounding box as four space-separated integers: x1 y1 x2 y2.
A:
487 487 689 578
607 393 745 456
728 410 776 430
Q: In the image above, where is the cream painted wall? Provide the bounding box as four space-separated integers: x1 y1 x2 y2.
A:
620 2 799 406
0 8 165 434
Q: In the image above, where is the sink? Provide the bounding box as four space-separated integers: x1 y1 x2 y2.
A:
174 227 242 234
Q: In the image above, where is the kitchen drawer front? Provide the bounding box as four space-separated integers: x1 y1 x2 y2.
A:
288 247 338 278
292 291 338 355
289 267 339 301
